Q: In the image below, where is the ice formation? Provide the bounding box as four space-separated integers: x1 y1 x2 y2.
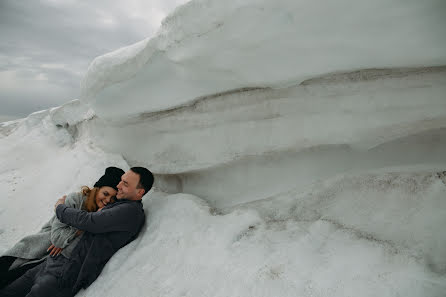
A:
80 0 446 118
1 0 446 296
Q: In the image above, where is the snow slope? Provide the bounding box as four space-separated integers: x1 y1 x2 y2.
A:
1 0 446 296
0 111 128 249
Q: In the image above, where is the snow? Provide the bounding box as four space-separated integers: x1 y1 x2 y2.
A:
80 0 446 119
1 0 446 296
80 68 446 175
83 191 446 297
0 113 128 250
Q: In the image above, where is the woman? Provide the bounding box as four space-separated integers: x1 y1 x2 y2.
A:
0 166 124 289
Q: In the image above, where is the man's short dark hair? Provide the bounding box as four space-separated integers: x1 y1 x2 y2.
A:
131 167 154 196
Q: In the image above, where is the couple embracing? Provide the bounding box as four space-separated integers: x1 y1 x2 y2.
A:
0 166 154 297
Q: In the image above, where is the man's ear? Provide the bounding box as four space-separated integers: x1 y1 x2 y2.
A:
137 188 145 197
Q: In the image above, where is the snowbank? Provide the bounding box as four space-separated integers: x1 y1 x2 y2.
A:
0 113 128 253
80 0 446 118
77 68 446 209
82 181 446 297
1 0 446 296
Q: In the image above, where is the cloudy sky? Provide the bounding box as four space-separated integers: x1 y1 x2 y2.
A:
0 0 188 122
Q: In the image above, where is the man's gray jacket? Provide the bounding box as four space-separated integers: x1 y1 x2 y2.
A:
55 198 145 294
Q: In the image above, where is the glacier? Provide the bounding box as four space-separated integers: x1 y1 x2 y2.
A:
1 0 446 296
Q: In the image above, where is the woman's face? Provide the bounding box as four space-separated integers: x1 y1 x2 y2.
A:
95 186 117 209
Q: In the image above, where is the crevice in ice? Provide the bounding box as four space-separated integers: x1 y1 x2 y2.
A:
300 65 446 85
146 126 446 206
133 87 271 123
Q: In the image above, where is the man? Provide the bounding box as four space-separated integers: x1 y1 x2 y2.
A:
1 167 154 297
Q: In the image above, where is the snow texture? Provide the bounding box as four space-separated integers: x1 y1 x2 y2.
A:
80 0 446 118
1 0 446 296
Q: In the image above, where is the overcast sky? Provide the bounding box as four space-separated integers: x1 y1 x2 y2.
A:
0 0 188 121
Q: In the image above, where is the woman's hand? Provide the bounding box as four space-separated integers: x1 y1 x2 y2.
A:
54 195 67 211
47 244 63 257
75 230 84 237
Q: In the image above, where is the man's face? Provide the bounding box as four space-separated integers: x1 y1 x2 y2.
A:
116 170 144 200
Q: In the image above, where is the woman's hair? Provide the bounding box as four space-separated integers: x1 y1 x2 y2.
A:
81 186 99 212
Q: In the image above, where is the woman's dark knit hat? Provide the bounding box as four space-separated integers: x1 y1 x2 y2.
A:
94 167 124 191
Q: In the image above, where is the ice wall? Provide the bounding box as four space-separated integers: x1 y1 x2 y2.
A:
76 67 446 208
80 0 446 118
73 0 446 207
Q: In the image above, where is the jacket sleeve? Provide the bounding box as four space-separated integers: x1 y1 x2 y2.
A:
50 192 83 248
56 202 140 234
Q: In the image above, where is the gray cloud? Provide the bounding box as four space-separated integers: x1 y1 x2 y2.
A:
0 0 188 120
